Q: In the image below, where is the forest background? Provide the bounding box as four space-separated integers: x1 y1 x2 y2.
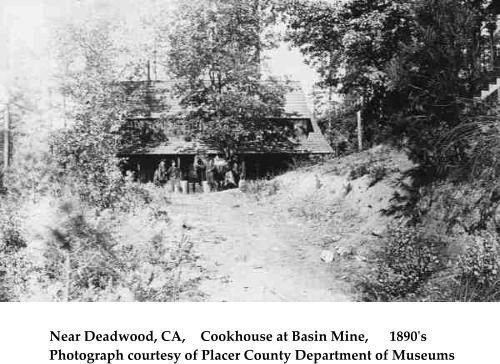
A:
1 0 500 301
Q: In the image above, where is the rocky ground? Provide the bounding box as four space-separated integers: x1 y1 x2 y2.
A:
169 190 351 301
169 146 412 301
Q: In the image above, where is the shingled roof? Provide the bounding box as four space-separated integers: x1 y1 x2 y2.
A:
123 80 333 155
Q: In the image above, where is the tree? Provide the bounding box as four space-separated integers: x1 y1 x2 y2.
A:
286 0 493 167
51 17 143 208
387 0 493 166
166 0 290 158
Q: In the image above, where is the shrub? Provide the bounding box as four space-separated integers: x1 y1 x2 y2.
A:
347 155 391 186
242 179 280 197
0 182 200 301
357 223 446 301
373 178 500 302
124 233 199 302
0 215 26 253
0 205 32 301
432 231 500 302
458 233 499 287
2 152 56 201
112 179 156 213
348 164 370 180
0 250 35 301
368 164 388 187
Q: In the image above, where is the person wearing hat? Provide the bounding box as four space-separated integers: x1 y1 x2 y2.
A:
153 159 167 186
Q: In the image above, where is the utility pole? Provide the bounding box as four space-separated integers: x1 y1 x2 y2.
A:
357 96 363 151
3 103 10 171
357 110 363 151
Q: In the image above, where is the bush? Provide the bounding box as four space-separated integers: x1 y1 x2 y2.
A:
124 233 199 301
0 204 32 301
348 164 370 180
0 215 26 253
348 161 388 187
367 177 500 302
0 250 34 301
423 231 500 302
368 165 388 187
343 147 399 185
242 179 280 197
3 152 56 201
0 182 201 301
458 233 499 288
357 223 446 301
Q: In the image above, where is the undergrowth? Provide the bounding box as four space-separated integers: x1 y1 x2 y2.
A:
358 178 500 302
0 180 201 302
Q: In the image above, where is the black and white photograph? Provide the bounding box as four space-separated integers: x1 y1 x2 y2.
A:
1 0 500 302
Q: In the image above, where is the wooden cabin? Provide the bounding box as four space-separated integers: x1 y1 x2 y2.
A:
119 80 333 182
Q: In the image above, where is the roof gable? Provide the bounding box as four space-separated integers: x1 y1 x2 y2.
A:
122 80 333 155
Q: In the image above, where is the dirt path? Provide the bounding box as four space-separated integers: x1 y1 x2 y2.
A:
169 190 351 301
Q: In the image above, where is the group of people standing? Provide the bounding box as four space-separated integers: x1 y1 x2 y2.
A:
153 155 245 191
153 160 181 186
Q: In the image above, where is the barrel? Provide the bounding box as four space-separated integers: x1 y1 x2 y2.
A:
173 180 181 193
180 180 188 194
202 181 211 193
238 179 247 191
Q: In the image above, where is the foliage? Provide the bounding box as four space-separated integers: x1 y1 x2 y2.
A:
361 179 500 301
286 1 500 302
347 157 391 187
347 162 388 186
312 91 359 155
0 202 31 301
368 165 388 187
124 233 198 302
413 230 500 302
3 151 56 201
316 111 357 156
357 222 446 301
286 0 494 163
286 0 415 145
0 184 202 302
50 18 139 208
166 0 290 157
241 179 280 197
453 232 500 301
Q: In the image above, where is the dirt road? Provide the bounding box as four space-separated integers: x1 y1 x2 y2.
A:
169 190 351 301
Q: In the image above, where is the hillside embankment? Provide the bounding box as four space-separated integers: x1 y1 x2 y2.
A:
168 145 412 301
